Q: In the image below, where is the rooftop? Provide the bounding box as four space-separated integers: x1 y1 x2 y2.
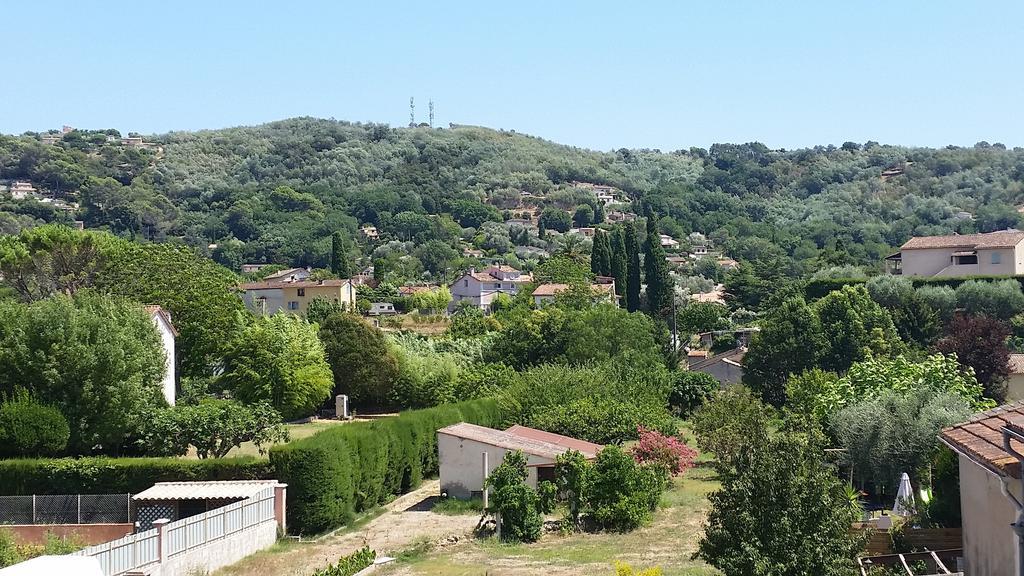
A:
532 283 615 297
240 279 351 290
144 305 178 337
688 347 746 371
901 230 1024 251
133 480 282 501
505 425 602 457
940 401 1024 479
263 267 308 280
438 422 600 460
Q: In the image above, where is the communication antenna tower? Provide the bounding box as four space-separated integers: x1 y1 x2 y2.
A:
429 100 435 128
409 97 415 127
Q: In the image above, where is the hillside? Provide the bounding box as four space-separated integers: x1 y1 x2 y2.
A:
2 119 1024 288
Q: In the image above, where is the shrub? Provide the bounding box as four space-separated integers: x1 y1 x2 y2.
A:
630 426 698 477
0 529 18 568
486 450 543 543
916 285 957 321
320 313 399 408
667 371 719 418
691 386 770 474
270 398 504 534
0 457 273 495
588 446 665 532
0 391 70 457
955 278 1024 318
310 546 376 576
138 400 288 458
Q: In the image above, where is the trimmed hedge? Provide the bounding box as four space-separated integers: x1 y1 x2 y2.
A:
805 275 1024 300
270 398 505 534
0 456 273 495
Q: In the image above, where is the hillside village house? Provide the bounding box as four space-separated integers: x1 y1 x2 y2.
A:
240 267 355 316
360 225 379 240
687 347 746 385
659 234 680 249
145 306 178 406
939 402 1024 576
448 265 532 312
437 423 602 499
532 280 617 307
9 181 36 200
885 230 1024 277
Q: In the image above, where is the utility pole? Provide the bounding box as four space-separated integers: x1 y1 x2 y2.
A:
429 100 435 128
409 97 415 127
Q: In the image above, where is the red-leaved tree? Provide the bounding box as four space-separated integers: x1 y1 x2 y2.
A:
630 426 699 476
933 313 1010 403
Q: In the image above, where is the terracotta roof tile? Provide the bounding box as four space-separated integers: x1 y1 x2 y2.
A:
940 400 1024 478
240 279 352 290
1009 354 1024 375
901 230 1024 250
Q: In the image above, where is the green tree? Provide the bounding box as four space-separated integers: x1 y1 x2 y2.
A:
219 314 334 420
539 208 572 233
306 296 345 325
742 297 824 406
955 279 1024 319
644 230 673 318
330 231 355 277
590 231 612 277
573 204 595 228
486 450 543 542
697 430 865 576
831 387 972 490
934 313 1011 403
677 302 727 335
0 224 105 301
610 227 628 298
587 445 665 532
319 313 400 407
668 371 720 418
555 449 590 529
691 386 771 474
533 254 593 284
624 224 642 312
140 399 287 458
0 292 166 454
813 285 899 373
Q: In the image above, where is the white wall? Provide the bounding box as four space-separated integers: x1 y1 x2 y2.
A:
959 454 1020 576
156 520 277 576
151 315 176 406
978 248 1020 275
242 288 284 315
902 248 957 276
438 434 551 499
695 362 743 385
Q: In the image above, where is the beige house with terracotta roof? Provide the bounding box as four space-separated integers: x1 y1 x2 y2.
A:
437 423 602 499
240 277 355 316
939 402 1024 576
885 230 1024 277
532 281 616 307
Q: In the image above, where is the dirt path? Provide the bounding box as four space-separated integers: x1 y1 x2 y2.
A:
217 480 480 576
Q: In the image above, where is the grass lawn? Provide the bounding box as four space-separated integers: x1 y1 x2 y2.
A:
182 419 350 459
377 465 723 576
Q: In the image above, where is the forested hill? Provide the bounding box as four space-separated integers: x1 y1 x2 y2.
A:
2 117 1024 284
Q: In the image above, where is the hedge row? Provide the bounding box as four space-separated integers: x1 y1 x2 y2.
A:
0 456 273 495
270 398 505 534
805 275 1024 300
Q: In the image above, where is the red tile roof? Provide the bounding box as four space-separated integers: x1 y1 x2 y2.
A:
532 283 615 297
901 230 1024 250
939 401 1024 479
439 423 597 460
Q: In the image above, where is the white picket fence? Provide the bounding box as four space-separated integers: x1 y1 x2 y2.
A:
73 487 276 576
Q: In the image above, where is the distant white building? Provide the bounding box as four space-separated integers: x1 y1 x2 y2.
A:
9 181 37 200
660 234 680 249
145 306 178 406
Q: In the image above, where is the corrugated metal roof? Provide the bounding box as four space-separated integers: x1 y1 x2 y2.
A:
133 480 281 501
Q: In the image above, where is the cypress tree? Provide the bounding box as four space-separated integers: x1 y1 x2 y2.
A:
645 230 673 317
624 223 642 312
330 232 354 277
590 231 612 277
610 227 627 298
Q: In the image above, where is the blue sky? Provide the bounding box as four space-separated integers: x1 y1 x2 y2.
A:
2 1 1021 151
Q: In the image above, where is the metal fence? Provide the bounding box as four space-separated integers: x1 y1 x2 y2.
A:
0 494 132 525
74 487 276 576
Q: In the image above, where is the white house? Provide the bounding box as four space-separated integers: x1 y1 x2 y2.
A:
939 402 1024 576
659 234 680 249
437 423 602 499
885 230 1024 277
9 181 37 200
448 265 532 313
145 306 178 406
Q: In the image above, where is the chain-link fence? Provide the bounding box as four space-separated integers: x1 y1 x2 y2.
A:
0 494 132 525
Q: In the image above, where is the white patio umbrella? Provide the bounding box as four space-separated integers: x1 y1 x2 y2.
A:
892 472 915 517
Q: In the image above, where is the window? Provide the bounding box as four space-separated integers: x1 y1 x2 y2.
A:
992 252 1002 265
287 301 299 310
464 279 469 287
297 288 305 297
494 283 501 289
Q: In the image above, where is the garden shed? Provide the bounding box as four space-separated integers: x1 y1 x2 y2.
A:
437 423 601 499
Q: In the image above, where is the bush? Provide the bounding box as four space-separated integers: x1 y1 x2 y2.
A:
486 450 543 542
916 285 957 321
0 391 70 458
955 278 1024 318
630 426 698 477
0 529 18 568
138 400 288 458
310 546 376 576
320 313 399 408
269 398 505 534
588 446 665 532
668 371 719 418
0 457 273 495
691 386 770 474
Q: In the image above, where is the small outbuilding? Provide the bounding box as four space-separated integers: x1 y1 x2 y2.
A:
132 480 284 530
437 423 602 500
